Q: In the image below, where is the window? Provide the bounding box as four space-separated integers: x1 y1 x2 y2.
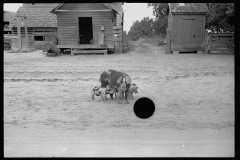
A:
4 22 9 25
4 22 9 28
4 31 11 34
34 36 44 41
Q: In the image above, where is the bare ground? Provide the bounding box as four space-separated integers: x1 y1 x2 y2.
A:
4 39 234 157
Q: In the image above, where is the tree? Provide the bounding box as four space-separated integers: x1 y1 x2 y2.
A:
147 3 169 37
152 16 168 37
123 30 127 38
206 3 234 33
147 3 169 19
140 17 154 37
128 20 142 41
128 4 169 40
128 17 154 41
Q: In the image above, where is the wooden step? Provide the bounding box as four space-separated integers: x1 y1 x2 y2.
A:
57 44 114 49
71 49 107 55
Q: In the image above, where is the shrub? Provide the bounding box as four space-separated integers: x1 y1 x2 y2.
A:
123 32 134 53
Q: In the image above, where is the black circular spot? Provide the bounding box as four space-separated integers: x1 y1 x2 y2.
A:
133 97 155 119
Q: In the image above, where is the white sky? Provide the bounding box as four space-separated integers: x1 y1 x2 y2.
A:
3 3 22 12
3 3 155 33
123 3 155 33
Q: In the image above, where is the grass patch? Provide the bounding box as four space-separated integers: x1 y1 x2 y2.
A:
123 35 135 53
140 37 166 47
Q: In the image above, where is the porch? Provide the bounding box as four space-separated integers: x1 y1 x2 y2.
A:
57 44 115 55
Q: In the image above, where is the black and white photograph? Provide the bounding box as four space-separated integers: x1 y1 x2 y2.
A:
4 2 234 157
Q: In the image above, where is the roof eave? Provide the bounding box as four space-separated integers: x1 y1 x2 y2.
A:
168 3 209 14
104 3 121 15
50 3 121 15
50 3 64 13
170 12 208 14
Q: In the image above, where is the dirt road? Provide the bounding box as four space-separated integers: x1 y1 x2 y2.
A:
4 39 234 157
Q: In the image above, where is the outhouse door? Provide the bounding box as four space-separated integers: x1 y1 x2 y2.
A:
179 19 196 49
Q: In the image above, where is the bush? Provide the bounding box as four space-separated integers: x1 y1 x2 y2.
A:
123 33 134 53
131 35 140 41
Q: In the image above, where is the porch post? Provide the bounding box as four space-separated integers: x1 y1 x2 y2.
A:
24 16 28 41
17 16 22 50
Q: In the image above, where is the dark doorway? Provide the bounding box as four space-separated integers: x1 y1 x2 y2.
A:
78 17 93 44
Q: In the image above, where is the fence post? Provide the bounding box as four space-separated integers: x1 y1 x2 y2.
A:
208 33 212 54
204 31 208 54
24 17 28 42
166 29 170 54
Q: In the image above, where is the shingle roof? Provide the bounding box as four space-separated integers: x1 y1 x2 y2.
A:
10 6 57 27
50 3 123 15
105 3 123 15
169 3 209 13
4 11 16 22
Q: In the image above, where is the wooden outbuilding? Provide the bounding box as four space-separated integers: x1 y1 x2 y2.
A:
4 11 16 50
10 3 59 50
4 11 16 34
167 3 209 54
50 3 124 55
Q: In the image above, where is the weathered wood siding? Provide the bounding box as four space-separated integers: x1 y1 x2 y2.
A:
116 12 122 26
12 27 57 35
11 37 35 50
57 10 114 46
170 14 205 51
207 33 234 54
12 27 57 49
168 14 172 31
112 11 116 26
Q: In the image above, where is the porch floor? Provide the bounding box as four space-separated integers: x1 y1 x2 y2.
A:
57 44 114 49
57 44 113 56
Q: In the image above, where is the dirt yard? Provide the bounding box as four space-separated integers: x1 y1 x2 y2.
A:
4 39 234 157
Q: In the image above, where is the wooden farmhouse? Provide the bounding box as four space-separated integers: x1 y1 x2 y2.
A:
10 3 59 50
4 11 16 34
50 3 124 55
167 3 209 54
4 11 16 50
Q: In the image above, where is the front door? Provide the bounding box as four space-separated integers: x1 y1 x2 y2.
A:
179 19 196 49
78 17 93 44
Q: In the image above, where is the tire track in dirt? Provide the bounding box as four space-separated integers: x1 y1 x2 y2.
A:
4 77 151 83
4 78 100 82
165 72 219 80
4 70 159 83
4 69 159 74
